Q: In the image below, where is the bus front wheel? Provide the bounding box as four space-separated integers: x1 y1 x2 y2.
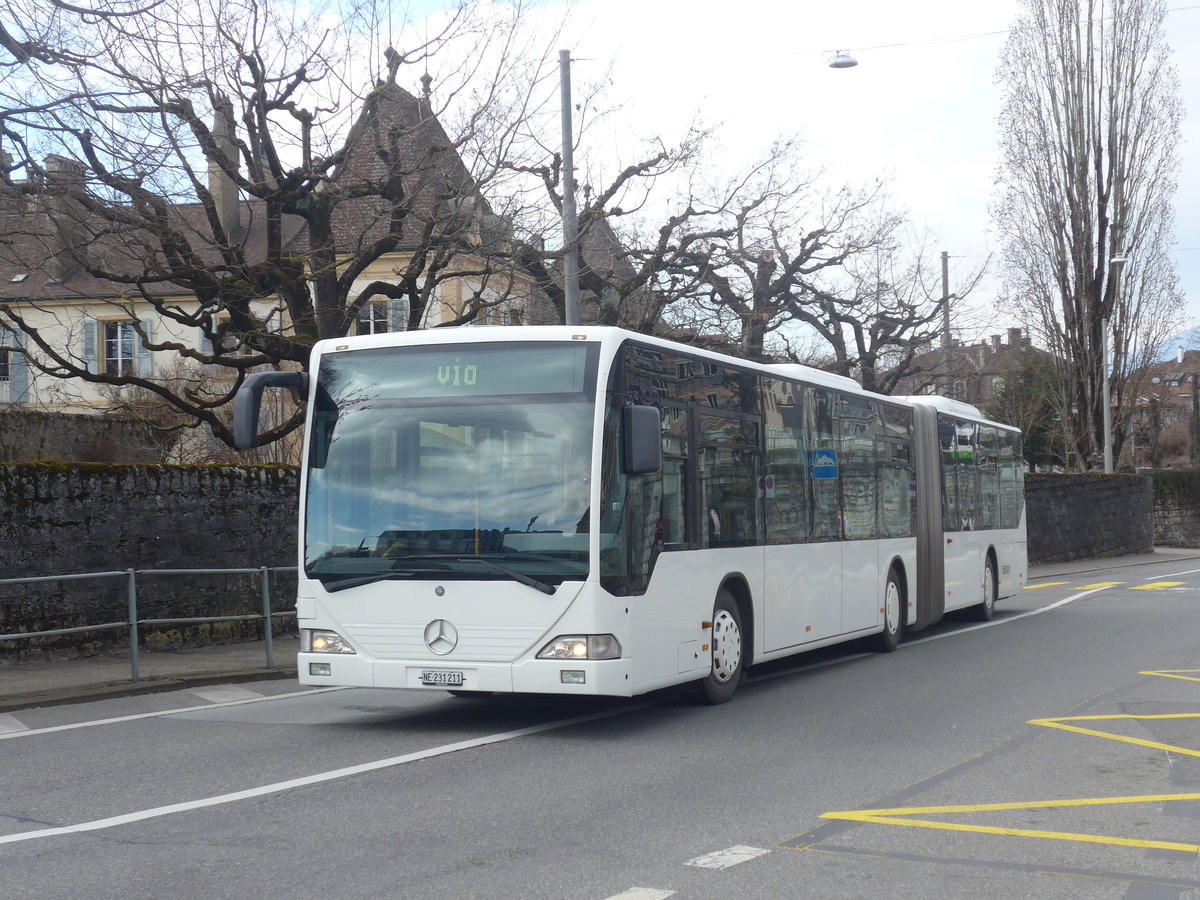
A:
974 557 998 622
871 570 903 653
699 589 744 704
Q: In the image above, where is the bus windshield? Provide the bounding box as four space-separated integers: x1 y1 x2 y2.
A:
304 342 597 590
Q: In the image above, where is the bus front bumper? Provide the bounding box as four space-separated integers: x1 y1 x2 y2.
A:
297 652 635 697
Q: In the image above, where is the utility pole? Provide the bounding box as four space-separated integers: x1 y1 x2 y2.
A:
941 250 951 397
559 50 581 326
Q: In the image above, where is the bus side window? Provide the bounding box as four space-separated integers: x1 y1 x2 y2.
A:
764 379 806 544
978 425 1000 529
660 405 688 545
939 416 958 532
878 404 914 539
807 387 840 541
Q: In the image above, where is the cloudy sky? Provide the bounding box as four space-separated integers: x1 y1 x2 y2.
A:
413 0 1200 343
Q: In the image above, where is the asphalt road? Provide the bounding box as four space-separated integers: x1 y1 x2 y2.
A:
4 556 1200 900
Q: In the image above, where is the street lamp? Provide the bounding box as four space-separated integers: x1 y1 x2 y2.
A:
1103 254 1128 473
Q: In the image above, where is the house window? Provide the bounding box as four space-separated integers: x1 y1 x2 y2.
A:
0 348 8 381
104 321 137 376
358 301 390 335
355 297 407 334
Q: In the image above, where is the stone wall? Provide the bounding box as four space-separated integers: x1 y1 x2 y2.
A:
1024 473 1154 564
0 462 298 659
0 409 164 463
1153 470 1200 547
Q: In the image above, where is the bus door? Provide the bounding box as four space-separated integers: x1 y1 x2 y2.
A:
941 418 980 611
912 405 946 629
762 381 841 652
838 394 880 634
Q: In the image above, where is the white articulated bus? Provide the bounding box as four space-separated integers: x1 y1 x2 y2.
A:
236 326 1027 703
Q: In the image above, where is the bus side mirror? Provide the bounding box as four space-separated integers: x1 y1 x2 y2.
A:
622 405 662 475
234 371 309 449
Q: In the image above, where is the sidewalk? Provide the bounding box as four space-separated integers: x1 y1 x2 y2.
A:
3 548 1200 713
0 634 300 713
1027 545 1200 579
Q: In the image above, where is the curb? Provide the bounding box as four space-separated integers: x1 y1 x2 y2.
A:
0 666 297 714
1028 549 1200 580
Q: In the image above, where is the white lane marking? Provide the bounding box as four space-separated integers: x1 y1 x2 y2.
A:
749 588 1111 685
0 687 347 742
684 845 770 870
1151 567 1200 580
903 586 1113 647
0 713 29 735
0 701 653 846
603 889 675 900
189 685 261 704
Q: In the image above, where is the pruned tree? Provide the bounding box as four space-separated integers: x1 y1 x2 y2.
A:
778 221 988 395
993 0 1183 471
0 0 688 448
608 143 981 392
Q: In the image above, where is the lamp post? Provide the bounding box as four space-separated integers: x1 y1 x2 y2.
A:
1103 254 1128 473
559 50 581 326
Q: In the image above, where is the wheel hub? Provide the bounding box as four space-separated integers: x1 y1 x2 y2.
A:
711 608 742 683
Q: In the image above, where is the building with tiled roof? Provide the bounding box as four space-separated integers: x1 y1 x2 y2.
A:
0 75 557 458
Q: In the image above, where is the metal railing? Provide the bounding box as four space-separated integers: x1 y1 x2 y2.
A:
0 566 297 681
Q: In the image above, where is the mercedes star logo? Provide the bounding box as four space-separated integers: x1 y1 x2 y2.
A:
424 618 459 655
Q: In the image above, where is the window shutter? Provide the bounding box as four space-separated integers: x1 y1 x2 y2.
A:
137 318 154 376
82 320 98 374
8 332 28 403
388 297 407 332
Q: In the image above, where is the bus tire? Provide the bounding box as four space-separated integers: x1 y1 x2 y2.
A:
871 569 903 653
974 557 998 622
698 588 744 704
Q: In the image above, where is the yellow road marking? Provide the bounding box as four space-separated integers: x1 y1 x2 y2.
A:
822 795 1200 853
820 705 1200 853
1075 582 1126 589
1141 669 1200 684
1130 582 1187 590
1024 582 1070 589
1029 713 1200 758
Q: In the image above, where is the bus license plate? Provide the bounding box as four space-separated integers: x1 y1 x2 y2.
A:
421 670 464 687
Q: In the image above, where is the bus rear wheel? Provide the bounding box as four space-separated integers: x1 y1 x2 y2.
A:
699 588 744 705
974 557 998 622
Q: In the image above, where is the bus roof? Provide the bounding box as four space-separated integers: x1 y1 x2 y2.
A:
311 326 1005 423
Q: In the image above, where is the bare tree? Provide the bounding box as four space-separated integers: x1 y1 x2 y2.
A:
609 146 980 392
0 0 689 447
993 0 1183 471
778 219 988 395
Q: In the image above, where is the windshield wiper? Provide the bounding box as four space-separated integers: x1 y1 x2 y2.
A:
320 571 415 593
458 558 556 595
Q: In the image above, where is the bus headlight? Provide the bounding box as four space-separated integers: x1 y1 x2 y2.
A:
303 629 356 654
537 634 621 660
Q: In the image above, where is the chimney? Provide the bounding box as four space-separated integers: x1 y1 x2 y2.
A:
990 334 1001 351
208 97 240 236
1007 327 1022 345
43 154 88 283
1178 346 1185 364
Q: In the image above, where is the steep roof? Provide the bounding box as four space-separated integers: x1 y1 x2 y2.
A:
328 80 495 254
